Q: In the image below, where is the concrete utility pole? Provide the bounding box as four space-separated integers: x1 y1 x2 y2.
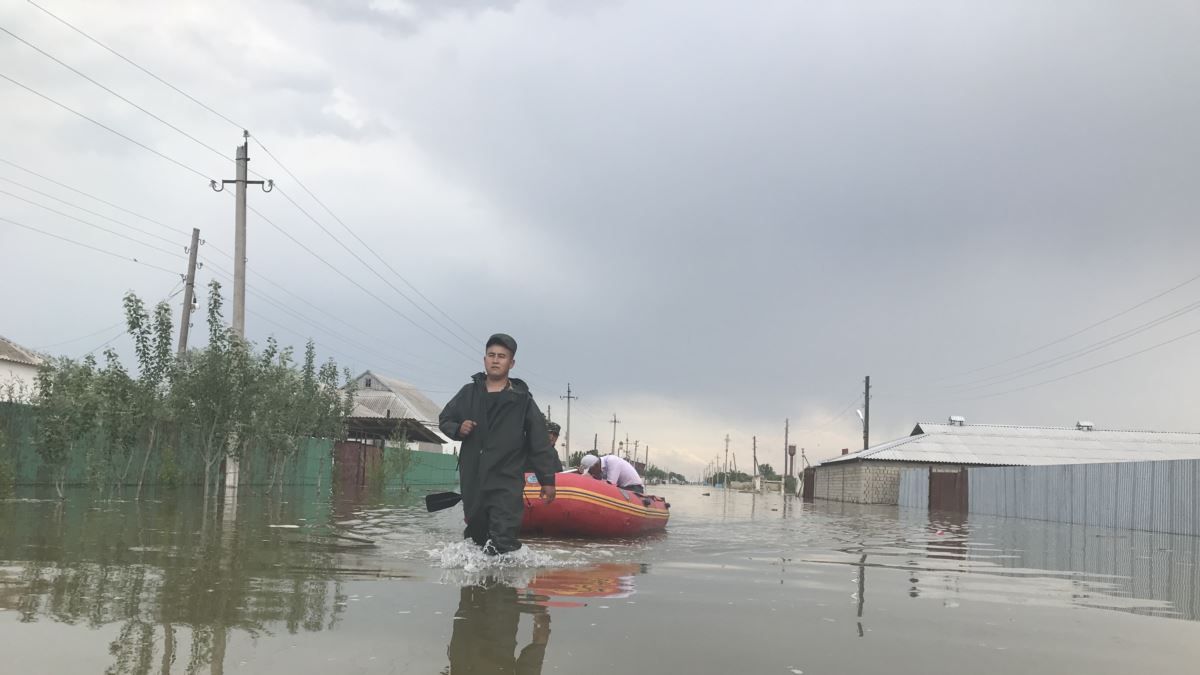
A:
633 440 639 463
593 433 598 453
724 434 730 489
863 376 871 450
782 417 792 497
610 414 620 454
625 433 630 459
752 436 758 480
560 383 577 465
176 227 200 355
211 132 271 492
211 130 272 339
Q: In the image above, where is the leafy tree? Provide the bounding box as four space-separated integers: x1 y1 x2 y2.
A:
758 463 780 480
35 355 99 497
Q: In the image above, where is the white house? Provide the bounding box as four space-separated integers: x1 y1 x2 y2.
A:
0 336 43 402
343 371 459 455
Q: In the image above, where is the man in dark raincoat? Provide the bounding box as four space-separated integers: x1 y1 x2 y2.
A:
446 581 550 674
440 333 558 554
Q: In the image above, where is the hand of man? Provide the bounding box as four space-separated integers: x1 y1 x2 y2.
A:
458 420 476 438
540 485 556 504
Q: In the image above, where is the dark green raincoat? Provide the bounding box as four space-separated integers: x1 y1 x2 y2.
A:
439 373 559 552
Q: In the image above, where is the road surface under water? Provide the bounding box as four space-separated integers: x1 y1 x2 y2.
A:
2 484 1199 674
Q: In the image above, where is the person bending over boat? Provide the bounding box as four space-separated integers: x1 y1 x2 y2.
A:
439 333 558 555
578 453 646 494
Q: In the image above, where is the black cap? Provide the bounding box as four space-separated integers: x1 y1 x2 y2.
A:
546 422 561 434
486 333 517 354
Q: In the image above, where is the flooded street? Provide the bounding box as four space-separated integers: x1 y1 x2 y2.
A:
3 485 1199 674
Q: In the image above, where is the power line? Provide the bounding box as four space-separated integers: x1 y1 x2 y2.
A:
0 174 182 248
951 296 1200 393
17 2 485 365
81 281 184 357
0 187 184 258
198 265 454 395
274 184 479 352
969 324 1200 401
35 320 127 350
2 215 180 275
933 269 1200 383
256 138 481 345
0 23 229 162
0 156 189 236
0 71 214 182
25 0 245 130
243 201 478 364
202 257 452 380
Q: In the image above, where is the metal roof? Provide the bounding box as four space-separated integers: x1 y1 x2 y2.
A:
0 336 44 367
818 422 1200 467
348 371 443 422
344 371 450 445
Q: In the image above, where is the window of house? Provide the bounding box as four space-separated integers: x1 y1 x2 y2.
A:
366 377 373 388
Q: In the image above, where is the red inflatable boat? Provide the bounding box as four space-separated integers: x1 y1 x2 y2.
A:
520 472 669 538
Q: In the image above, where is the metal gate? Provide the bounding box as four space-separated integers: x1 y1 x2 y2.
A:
929 469 968 512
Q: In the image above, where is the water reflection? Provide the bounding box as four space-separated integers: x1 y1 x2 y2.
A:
447 582 551 675
0 487 351 674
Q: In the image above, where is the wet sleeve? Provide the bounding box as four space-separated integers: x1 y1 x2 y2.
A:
524 397 558 486
439 385 468 439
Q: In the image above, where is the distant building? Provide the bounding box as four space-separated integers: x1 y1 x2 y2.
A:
0 336 44 401
343 371 456 454
809 418 1200 505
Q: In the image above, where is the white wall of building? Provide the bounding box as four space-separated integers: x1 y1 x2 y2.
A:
0 361 39 401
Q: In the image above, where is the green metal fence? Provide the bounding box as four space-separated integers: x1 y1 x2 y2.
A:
0 402 334 487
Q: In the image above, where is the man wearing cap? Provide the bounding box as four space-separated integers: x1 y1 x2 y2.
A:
578 453 645 494
439 333 559 554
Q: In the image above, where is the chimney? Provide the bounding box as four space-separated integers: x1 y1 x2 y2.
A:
1076 420 1094 431
841 448 849 455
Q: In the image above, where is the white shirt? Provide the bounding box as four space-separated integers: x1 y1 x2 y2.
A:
600 455 643 488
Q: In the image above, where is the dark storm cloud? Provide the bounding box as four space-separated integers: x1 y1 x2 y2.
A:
5 1 1200 473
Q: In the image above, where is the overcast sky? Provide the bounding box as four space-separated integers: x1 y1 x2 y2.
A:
3 0 1200 477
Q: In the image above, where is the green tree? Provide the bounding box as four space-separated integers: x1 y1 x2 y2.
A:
35 355 99 497
124 293 175 498
758 463 780 480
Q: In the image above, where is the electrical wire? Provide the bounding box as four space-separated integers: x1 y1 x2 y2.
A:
0 175 182 248
2 215 181 275
0 24 229 161
0 71 214 182
0 188 185 257
25 0 246 131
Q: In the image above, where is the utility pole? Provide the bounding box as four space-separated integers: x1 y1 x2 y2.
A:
560 383 577 464
633 440 639 464
176 227 200 355
752 435 758 487
211 131 271 493
783 418 789 498
211 130 272 339
625 433 630 459
863 375 871 450
724 434 730 489
546 405 552 422
593 433 598 453
610 414 620 454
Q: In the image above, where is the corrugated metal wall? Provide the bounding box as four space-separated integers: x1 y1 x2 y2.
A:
898 467 929 509
968 458 1200 536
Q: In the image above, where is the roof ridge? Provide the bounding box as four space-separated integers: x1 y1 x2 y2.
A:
919 421 1200 435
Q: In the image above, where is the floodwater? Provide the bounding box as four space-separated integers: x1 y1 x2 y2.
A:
2 485 1199 674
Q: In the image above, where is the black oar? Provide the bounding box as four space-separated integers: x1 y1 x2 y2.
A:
425 491 463 512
